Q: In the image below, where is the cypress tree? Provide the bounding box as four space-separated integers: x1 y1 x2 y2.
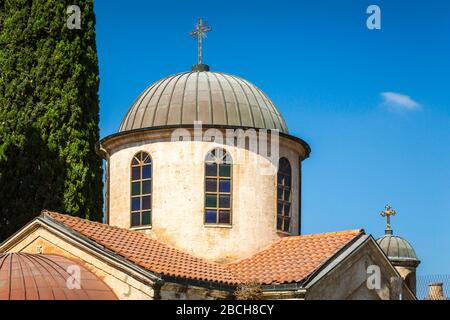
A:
0 0 103 241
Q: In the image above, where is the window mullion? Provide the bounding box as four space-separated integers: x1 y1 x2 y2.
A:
140 160 143 226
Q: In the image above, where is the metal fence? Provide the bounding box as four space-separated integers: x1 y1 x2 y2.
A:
416 275 450 300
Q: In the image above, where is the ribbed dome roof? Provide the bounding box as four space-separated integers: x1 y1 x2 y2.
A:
119 71 288 133
0 253 117 300
377 234 419 262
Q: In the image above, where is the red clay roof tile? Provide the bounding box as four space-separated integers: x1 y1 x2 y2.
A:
42 210 363 286
228 230 363 284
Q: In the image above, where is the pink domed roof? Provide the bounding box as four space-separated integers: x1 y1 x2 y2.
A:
0 253 117 300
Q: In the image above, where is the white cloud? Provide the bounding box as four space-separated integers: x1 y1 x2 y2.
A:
380 92 421 111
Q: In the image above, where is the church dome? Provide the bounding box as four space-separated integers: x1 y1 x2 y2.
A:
119 71 288 134
376 234 419 263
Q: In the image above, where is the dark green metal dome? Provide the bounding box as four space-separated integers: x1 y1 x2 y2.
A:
377 234 419 264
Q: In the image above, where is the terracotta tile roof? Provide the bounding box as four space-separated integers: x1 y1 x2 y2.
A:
228 229 364 285
43 211 237 284
42 211 363 286
0 253 117 300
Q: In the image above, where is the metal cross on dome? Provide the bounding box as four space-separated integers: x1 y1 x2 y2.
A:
380 204 397 235
189 18 212 65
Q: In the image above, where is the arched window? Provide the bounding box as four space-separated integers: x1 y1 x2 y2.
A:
130 151 152 227
204 148 232 225
277 157 292 232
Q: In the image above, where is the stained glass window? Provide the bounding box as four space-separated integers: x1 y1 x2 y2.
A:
204 148 232 225
130 152 152 227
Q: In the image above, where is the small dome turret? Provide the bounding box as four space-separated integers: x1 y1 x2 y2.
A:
376 204 420 266
376 204 420 295
376 234 420 265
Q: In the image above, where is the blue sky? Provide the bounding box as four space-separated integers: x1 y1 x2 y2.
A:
94 0 450 275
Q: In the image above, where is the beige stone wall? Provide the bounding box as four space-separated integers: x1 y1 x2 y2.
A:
4 225 156 300
395 266 417 294
160 283 232 300
305 239 415 300
107 131 307 262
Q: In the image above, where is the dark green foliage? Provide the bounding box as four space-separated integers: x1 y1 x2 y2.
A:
0 0 103 241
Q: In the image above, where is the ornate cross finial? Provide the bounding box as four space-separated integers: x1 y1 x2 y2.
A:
189 18 212 68
380 204 396 235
